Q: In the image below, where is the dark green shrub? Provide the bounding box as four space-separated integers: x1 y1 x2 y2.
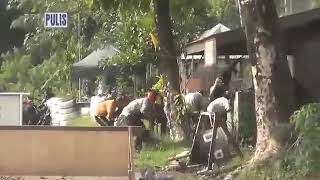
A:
290 103 320 176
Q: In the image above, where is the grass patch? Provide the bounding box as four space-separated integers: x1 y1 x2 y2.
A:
68 116 191 169
67 115 98 126
227 148 252 168
238 153 320 180
135 136 191 168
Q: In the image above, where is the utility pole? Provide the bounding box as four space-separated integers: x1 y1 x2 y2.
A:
78 2 82 101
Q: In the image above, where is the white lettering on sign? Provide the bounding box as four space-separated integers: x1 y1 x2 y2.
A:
44 12 68 28
204 38 217 66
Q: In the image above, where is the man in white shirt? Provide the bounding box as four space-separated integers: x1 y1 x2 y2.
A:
115 97 154 126
115 89 159 151
184 91 204 112
207 96 230 114
205 91 243 170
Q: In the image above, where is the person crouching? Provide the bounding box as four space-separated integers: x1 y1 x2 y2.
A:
95 96 129 126
205 91 243 170
95 98 116 126
115 89 159 151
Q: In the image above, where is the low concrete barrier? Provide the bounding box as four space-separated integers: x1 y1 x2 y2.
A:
0 126 139 179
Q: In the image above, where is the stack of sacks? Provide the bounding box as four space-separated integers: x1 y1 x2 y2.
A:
46 97 77 126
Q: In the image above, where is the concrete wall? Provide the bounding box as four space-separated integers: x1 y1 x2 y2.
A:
0 126 131 177
0 95 20 125
291 32 320 105
0 93 30 125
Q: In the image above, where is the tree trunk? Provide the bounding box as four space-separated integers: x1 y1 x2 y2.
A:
239 0 296 162
153 0 183 141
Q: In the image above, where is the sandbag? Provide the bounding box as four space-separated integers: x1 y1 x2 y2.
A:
80 107 90 115
190 128 231 165
51 119 61 124
59 112 78 120
59 99 75 109
59 107 75 114
46 97 63 105
59 120 69 126
50 113 61 119
51 122 60 126
46 96 77 126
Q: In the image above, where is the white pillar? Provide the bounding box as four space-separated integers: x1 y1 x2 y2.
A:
287 55 295 78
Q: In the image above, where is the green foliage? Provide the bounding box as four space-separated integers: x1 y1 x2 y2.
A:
97 0 239 73
0 0 101 97
0 0 25 59
239 156 305 180
174 94 186 122
290 103 320 176
135 135 191 168
239 103 320 180
109 11 155 67
173 93 193 126
151 74 164 90
1 0 242 99
116 75 134 96
93 0 242 95
91 7 157 89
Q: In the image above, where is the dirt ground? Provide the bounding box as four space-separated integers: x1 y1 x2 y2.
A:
0 172 225 180
160 171 224 180
0 177 128 180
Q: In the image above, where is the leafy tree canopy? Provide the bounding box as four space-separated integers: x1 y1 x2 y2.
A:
0 0 99 97
0 0 242 97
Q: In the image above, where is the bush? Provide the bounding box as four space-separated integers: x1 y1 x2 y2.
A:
239 103 320 180
290 103 320 176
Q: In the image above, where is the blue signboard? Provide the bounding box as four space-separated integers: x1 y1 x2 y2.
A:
44 12 68 28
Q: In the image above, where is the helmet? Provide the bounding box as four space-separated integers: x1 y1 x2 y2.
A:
146 89 158 102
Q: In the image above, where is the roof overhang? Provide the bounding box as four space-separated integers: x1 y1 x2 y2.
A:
185 8 320 55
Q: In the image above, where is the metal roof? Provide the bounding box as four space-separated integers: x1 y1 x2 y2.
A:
186 8 320 55
71 44 119 80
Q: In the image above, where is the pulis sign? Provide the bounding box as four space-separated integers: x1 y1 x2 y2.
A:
44 12 68 28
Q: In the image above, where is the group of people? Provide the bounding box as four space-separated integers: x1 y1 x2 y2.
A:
94 89 161 150
184 76 230 116
184 76 244 170
94 75 237 153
